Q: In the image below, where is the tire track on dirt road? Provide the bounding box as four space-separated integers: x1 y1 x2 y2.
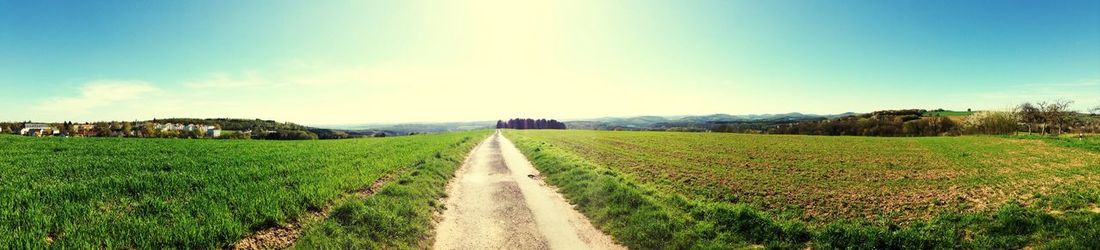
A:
434 130 622 250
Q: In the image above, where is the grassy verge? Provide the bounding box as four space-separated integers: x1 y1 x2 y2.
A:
293 132 488 249
1031 135 1100 152
505 131 1100 249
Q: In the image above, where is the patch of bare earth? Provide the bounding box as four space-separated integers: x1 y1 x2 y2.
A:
1044 203 1100 216
44 233 55 246
232 211 324 250
229 169 407 250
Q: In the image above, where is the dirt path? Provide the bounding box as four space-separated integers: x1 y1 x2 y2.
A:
434 130 623 250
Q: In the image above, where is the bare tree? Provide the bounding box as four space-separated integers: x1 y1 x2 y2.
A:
122 122 133 136
1016 102 1042 134
142 122 157 137
1039 100 1074 135
1090 104 1100 133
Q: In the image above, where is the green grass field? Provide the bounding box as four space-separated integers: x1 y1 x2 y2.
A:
0 131 489 249
292 133 483 249
505 130 1100 249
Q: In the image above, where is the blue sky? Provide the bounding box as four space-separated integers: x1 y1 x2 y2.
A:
1 0 1098 124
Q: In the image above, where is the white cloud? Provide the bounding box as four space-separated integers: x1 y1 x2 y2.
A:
21 61 731 124
183 65 380 89
37 80 160 113
1021 79 1100 88
184 71 265 89
977 79 1100 111
284 66 372 87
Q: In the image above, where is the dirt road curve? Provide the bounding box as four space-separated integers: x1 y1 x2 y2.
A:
434 131 623 250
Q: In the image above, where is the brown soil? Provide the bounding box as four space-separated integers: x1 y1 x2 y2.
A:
231 211 323 250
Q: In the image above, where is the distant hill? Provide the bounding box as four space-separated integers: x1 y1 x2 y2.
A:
565 113 855 131
311 113 857 135
315 121 495 136
581 116 672 128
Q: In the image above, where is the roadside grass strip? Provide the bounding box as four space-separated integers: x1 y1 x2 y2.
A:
293 132 487 249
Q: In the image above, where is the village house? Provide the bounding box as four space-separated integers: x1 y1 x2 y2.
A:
205 126 222 137
150 123 220 137
20 123 55 136
72 124 96 137
155 123 187 132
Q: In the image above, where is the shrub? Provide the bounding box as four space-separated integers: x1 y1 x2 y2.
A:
962 111 1017 135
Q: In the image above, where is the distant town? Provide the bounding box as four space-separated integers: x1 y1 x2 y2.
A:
0 119 317 139
6 121 222 138
0 118 570 140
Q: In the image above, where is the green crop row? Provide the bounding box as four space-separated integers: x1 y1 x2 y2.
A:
0 130 490 249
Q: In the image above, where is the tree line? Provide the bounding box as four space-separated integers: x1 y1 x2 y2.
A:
496 118 567 129
767 109 959 136
767 100 1099 137
160 118 320 140
153 118 307 131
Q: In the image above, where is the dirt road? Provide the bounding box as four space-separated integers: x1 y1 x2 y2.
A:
433 130 623 250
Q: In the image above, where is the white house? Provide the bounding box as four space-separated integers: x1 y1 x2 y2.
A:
154 123 187 132
20 123 54 136
206 126 221 137
149 123 220 137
